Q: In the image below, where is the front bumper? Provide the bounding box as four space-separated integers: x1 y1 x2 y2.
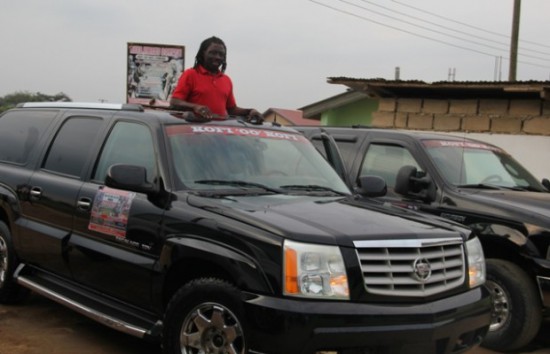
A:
244 286 491 354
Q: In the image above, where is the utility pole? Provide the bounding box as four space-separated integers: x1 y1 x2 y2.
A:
509 0 521 81
447 68 456 81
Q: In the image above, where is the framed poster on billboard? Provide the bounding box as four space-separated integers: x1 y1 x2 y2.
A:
127 42 185 107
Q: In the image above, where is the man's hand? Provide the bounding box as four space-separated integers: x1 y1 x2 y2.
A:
246 109 264 125
193 105 213 120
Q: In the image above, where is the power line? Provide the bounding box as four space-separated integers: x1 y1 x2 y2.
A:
308 0 550 69
338 0 550 62
357 0 550 58
391 0 550 50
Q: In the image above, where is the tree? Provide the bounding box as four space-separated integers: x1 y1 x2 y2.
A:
0 91 72 113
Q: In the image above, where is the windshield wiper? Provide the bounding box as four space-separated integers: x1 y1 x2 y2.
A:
194 179 283 194
279 184 349 196
456 183 542 192
512 186 544 192
456 183 503 190
494 185 542 192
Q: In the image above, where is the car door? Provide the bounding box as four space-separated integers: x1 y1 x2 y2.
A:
69 120 165 308
357 138 476 221
18 114 106 278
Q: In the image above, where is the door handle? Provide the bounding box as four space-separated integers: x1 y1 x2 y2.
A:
29 187 42 201
77 198 92 211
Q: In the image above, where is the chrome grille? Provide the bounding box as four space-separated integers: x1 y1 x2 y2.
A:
354 237 465 297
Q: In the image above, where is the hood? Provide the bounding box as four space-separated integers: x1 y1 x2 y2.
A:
187 194 465 247
457 189 550 227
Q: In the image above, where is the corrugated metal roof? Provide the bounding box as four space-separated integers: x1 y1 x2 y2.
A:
327 78 550 100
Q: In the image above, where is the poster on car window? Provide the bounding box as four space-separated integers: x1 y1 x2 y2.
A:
127 42 185 108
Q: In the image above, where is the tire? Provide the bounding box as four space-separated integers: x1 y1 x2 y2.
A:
0 221 28 304
162 278 248 354
482 259 542 352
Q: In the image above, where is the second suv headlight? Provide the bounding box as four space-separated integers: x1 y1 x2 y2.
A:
283 240 349 300
466 237 486 288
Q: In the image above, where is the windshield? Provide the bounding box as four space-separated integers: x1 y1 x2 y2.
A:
423 139 545 191
166 124 350 195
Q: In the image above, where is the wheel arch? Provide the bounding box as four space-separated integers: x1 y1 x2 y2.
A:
157 236 275 309
472 222 541 277
0 185 20 231
0 207 10 229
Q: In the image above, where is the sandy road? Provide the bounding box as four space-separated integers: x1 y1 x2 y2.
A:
1 293 550 354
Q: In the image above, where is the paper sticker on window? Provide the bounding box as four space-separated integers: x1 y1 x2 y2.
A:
89 187 136 238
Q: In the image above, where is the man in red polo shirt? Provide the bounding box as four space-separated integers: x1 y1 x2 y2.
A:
170 36 263 123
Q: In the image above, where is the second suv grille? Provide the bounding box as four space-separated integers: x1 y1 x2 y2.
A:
354 237 465 297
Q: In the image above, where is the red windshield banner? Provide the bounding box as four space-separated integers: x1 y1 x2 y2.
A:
166 125 309 142
422 139 504 153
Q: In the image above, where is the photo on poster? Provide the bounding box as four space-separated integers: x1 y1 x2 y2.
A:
127 42 185 107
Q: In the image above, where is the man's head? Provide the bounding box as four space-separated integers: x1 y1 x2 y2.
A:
194 36 227 73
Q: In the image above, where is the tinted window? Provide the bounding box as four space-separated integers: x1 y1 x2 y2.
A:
309 135 358 169
94 122 156 182
43 117 103 177
361 144 421 188
0 110 57 164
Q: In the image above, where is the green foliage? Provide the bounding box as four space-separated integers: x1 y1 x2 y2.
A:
0 91 72 113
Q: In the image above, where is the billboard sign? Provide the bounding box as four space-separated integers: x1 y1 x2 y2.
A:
127 42 185 107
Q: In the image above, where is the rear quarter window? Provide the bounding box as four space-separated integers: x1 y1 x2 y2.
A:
0 110 57 164
42 116 104 177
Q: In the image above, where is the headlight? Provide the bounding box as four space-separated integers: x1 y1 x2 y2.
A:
283 240 349 300
466 237 486 288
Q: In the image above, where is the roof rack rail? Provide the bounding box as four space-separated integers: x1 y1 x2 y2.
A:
16 102 144 112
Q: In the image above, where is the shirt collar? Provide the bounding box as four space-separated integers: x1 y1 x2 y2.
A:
197 65 223 77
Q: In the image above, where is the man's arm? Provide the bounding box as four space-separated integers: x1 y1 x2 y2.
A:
169 97 212 119
228 106 264 123
169 97 200 112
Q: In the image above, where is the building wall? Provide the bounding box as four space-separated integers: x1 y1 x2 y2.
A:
371 97 550 180
263 112 292 125
321 98 378 126
372 98 550 135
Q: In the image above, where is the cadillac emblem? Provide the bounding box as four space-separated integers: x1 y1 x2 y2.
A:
413 258 432 282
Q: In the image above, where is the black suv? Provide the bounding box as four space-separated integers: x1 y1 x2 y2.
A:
0 103 491 354
297 125 550 352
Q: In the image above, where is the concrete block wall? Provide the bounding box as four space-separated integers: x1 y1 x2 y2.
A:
372 98 550 136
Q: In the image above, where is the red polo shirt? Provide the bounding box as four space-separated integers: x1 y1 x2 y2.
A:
171 65 237 116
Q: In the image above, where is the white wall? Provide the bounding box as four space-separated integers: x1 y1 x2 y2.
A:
444 132 550 181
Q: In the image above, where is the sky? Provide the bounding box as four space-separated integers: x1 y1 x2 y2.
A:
2 0 550 113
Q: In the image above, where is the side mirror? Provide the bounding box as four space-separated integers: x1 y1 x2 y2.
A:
355 175 387 197
542 178 550 191
105 164 159 195
394 165 436 203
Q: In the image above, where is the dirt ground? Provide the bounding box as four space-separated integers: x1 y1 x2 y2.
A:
0 293 160 354
1 292 550 354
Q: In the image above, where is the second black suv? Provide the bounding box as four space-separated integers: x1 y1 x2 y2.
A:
297 125 550 352
0 103 491 354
